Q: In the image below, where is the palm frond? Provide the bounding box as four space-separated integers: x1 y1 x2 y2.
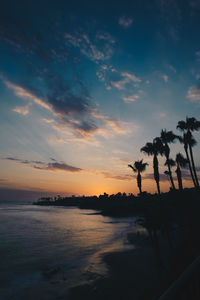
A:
128 164 137 172
141 142 154 155
164 170 170 176
165 158 176 167
176 153 188 168
177 120 186 131
160 129 178 144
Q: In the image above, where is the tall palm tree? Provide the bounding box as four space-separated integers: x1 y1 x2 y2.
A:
141 138 164 194
160 129 177 190
177 117 200 187
178 133 196 187
164 158 176 190
128 159 148 194
175 153 188 191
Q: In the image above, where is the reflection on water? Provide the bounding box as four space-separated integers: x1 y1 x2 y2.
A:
0 204 136 300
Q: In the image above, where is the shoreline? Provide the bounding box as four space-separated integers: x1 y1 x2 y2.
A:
68 231 164 300
33 188 200 299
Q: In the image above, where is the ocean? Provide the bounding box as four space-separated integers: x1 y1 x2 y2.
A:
0 202 136 300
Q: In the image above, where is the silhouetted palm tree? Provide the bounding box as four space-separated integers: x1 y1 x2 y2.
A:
141 138 164 194
164 170 171 185
178 133 196 187
128 160 148 194
160 129 177 190
177 117 200 187
175 153 188 191
164 158 176 189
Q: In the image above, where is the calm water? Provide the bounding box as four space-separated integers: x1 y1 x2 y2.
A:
0 203 137 300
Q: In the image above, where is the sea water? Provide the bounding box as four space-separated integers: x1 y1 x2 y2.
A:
0 202 136 300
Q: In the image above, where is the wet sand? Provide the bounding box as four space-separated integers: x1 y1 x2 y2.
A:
68 232 164 300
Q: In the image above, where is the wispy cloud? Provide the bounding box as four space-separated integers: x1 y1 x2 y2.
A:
118 16 133 28
122 94 139 103
91 110 135 136
104 119 130 135
4 157 82 173
161 74 169 83
65 31 115 63
187 86 200 102
13 105 29 115
110 71 141 90
168 65 176 73
196 50 200 62
3 79 52 111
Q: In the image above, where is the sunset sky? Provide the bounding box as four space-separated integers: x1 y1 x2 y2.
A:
0 0 200 198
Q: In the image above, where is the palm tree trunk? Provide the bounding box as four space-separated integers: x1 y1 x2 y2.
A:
164 144 175 190
184 145 196 187
189 144 199 187
156 180 160 195
137 172 142 194
176 165 183 191
167 162 175 190
153 155 160 195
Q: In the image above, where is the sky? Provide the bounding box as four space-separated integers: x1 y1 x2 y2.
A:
0 0 200 198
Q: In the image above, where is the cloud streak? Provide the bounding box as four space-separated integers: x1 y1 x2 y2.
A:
4 79 52 111
100 171 133 181
13 105 29 115
187 86 200 102
122 94 139 103
65 31 115 63
4 157 82 173
110 71 141 90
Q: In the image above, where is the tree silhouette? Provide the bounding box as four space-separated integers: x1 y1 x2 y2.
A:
164 170 171 185
159 129 177 190
128 160 148 194
141 138 164 194
178 133 196 187
177 117 200 187
164 158 176 190
175 153 188 191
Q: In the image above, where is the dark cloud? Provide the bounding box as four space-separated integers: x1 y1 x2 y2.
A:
5 157 44 165
46 74 89 117
144 173 169 182
34 162 82 172
71 120 98 135
0 5 99 137
0 178 10 182
4 157 82 173
101 172 133 181
145 169 196 182
180 169 198 180
50 157 57 162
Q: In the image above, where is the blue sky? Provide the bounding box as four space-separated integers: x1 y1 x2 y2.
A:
0 0 200 196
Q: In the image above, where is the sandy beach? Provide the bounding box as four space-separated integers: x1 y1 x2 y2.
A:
68 231 165 300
